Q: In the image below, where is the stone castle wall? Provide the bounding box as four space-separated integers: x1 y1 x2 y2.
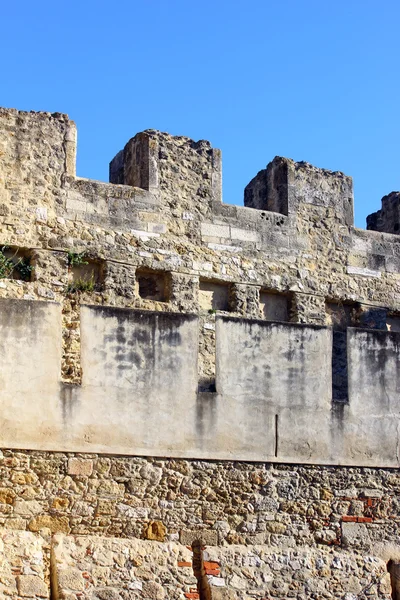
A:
2 106 400 598
1 107 400 466
0 449 398 599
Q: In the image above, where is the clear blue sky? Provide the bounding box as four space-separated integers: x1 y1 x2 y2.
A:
1 0 399 228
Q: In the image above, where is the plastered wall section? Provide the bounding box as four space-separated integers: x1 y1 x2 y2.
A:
215 317 333 463
0 299 62 449
0 299 199 457
345 328 400 465
1 297 400 466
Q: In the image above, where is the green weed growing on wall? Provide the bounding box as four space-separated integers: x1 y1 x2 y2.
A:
67 251 88 267
0 247 33 281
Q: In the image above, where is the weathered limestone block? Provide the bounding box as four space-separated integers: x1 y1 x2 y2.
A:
67 457 93 476
28 515 70 534
31 249 68 286
229 283 260 317
17 574 48 598
170 272 199 312
143 520 167 541
103 261 136 299
292 292 325 324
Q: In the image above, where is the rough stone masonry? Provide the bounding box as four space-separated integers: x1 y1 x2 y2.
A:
1 106 400 598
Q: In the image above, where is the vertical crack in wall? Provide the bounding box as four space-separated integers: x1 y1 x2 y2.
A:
192 539 212 600
61 298 82 384
274 414 279 457
50 542 59 600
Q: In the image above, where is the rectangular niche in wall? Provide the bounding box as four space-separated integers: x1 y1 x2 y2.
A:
0 247 33 281
260 291 290 321
68 255 104 293
325 301 357 330
136 269 169 302
199 280 229 311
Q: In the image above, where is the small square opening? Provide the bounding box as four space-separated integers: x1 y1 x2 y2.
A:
260 290 290 321
199 280 229 311
325 301 357 330
67 253 104 293
136 270 169 302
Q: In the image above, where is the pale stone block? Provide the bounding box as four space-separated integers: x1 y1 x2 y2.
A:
117 504 148 519
68 458 93 476
341 522 371 547
180 529 218 545
360 488 383 498
130 229 160 240
14 499 42 516
129 580 143 590
352 235 371 254
347 265 381 278
17 574 48 598
3 517 26 529
230 227 258 242
192 260 213 272
57 568 85 592
66 197 87 212
36 207 47 222
208 243 243 253
209 576 226 587
201 222 230 238
147 222 167 233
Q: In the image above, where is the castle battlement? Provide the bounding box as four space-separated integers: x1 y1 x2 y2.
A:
2 106 400 600
1 106 400 469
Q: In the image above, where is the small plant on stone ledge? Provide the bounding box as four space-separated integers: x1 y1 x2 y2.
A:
0 247 33 281
0 248 16 279
66 274 95 294
14 257 34 281
67 251 88 267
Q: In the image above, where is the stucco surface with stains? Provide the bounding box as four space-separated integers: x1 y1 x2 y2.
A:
1 106 400 598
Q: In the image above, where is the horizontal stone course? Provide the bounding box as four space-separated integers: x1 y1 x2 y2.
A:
0 449 398 555
0 528 393 599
